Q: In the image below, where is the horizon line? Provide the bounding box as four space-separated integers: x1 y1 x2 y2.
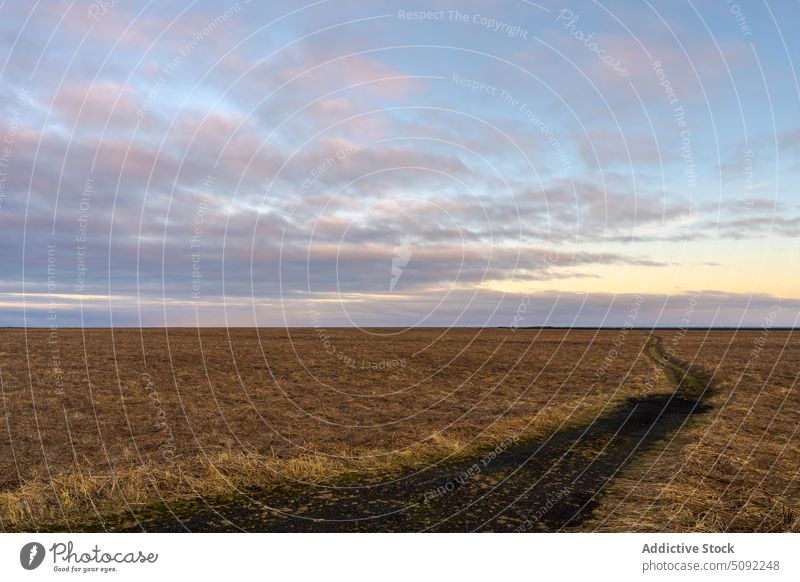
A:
3 326 796 331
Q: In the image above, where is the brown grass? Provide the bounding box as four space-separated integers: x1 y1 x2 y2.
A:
589 330 800 532
0 327 664 530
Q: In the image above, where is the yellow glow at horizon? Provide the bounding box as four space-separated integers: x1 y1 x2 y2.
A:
480 254 799 298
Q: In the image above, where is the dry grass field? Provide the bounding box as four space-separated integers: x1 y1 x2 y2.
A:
2 327 796 532
590 329 800 532
0 327 666 531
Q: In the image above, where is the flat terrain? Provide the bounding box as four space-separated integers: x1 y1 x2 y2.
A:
590 330 800 532
0 328 796 532
114 339 709 532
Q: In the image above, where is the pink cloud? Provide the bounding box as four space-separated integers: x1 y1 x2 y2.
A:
277 50 425 100
49 82 140 128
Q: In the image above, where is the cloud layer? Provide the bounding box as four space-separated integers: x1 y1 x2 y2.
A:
1 1 798 327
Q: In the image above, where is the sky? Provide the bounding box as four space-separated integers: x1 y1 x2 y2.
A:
0 0 798 328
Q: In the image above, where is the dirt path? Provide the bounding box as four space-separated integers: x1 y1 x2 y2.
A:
118 336 713 532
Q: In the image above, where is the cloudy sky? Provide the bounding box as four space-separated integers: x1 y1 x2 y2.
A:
1 0 798 327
